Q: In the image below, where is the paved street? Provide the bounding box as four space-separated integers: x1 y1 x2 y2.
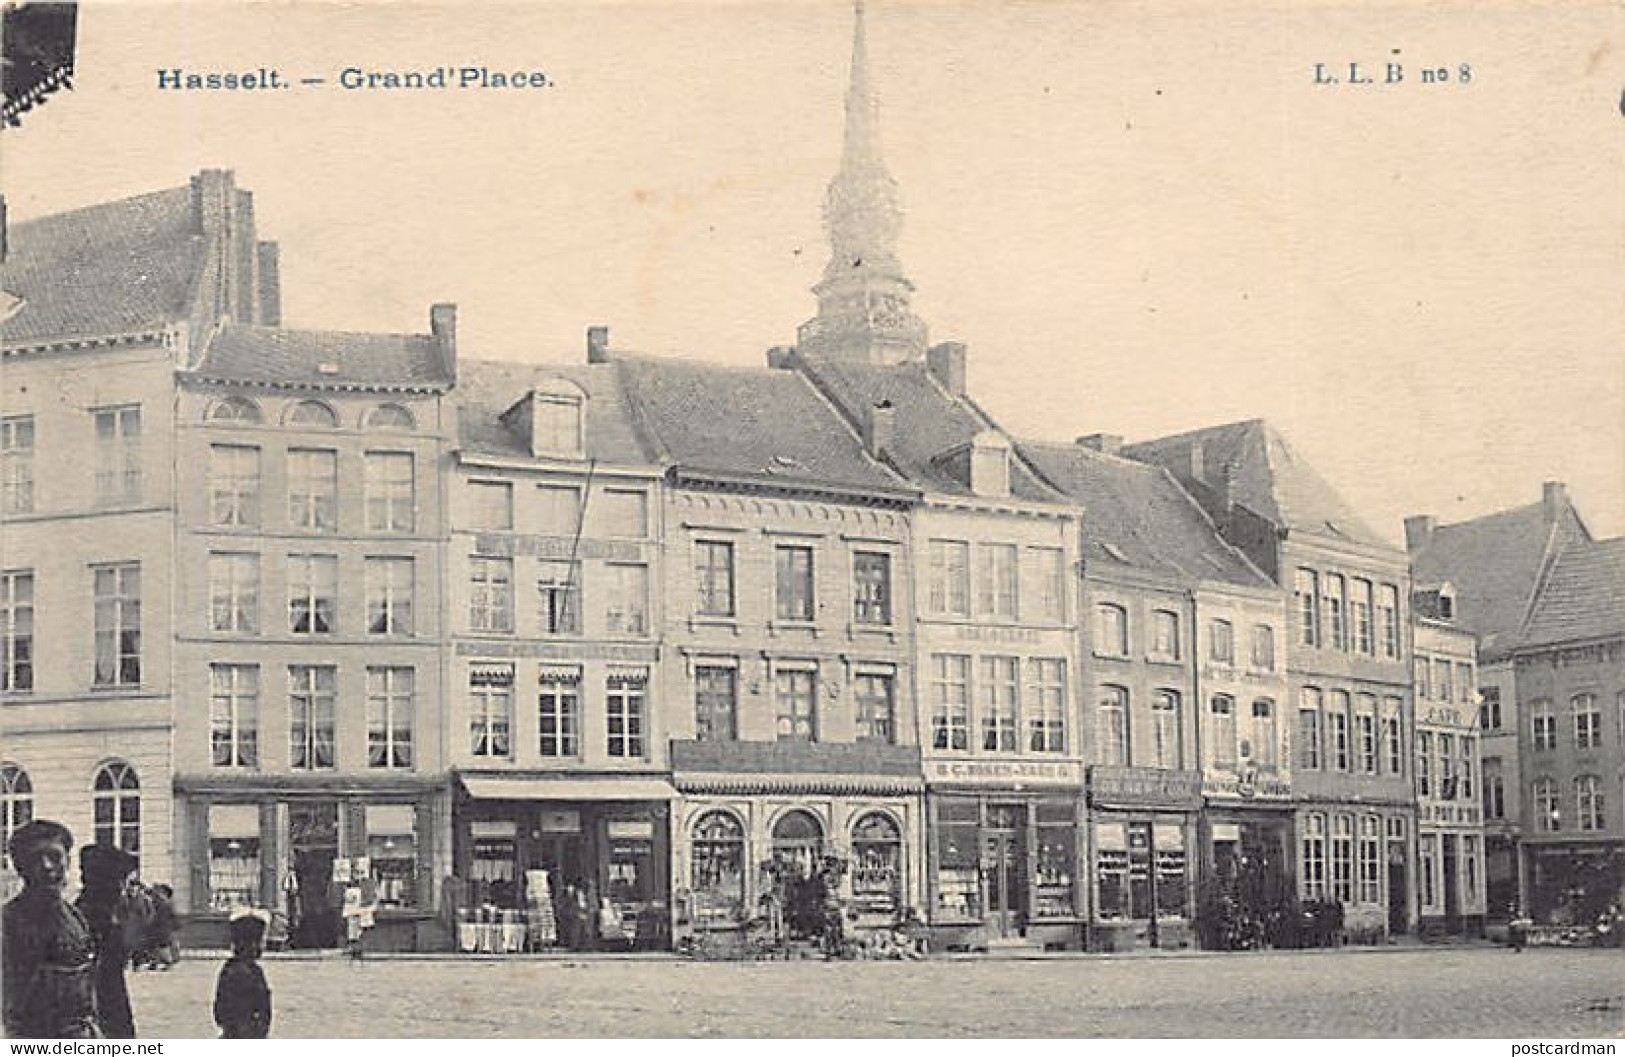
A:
113 947 1622 1038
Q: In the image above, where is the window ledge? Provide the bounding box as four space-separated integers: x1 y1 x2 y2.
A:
689 616 740 635
768 620 820 639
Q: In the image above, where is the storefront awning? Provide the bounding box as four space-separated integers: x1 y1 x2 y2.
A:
458 775 678 802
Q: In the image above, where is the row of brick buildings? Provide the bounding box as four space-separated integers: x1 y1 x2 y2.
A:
5 4 1610 954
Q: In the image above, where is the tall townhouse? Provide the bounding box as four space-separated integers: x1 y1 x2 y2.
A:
614 347 922 946
0 171 271 896
172 312 455 950
444 347 668 950
782 2 1084 951
1021 437 1290 950
1405 482 1604 920
1127 421 1416 939
1409 585 1487 935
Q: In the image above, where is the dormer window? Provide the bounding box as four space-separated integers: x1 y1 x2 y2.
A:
507 378 587 459
969 430 1011 499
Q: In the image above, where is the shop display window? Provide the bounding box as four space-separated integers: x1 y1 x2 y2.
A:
208 803 261 911
1095 823 1128 921
1153 824 1187 918
850 812 902 915
770 810 824 878
470 820 518 907
367 804 418 908
1127 825 1153 918
935 800 982 920
1033 803 1076 918
691 811 745 926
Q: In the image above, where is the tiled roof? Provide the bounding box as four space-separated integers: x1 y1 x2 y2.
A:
1518 537 1625 650
615 355 913 498
455 358 652 467
192 323 451 389
1124 419 1390 549
1 186 203 348
1019 440 1271 589
796 356 1062 503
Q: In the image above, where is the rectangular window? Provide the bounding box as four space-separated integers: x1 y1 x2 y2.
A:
366 666 414 769
1096 604 1129 657
1532 700 1556 752
774 545 815 622
694 666 737 742
469 664 514 758
1209 619 1234 664
1 416 34 514
1484 764 1505 819
1463 835 1479 903
538 669 581 758
598 489 648 538
1351 579 1373 655
93 406 141 506
1459 736 1475 801
976 544 1018 619
606 671 647 758
694 541 735 617
1433 659 1453 705
288 665 336 770
1455 662 1474 705
534 397 581 455
209 663 259 767
1152 690 1180 769
1151 610 1180 660
288 554 337 635
1322 574 1346 651
207 805 261 912
92 563 141 687
538 561 581 635
1252 698 1278 770
1329 692 1350 770
1331 815 1354 904
287 448 338 532
1026 546 1065 623
928 540 970 617
604 563 649 636
1415 655 1432 700
1384 698 1404 776
1479 685 1502 731
365 557 414 636
469 481 513 531
1378 584 1400 658
1209 695 1236 768
1099 686 1129 766
209 445 261 527
1027 659 1067 753
1 570 34 692
774 668 817 742
980 656 1020 752
854 672 895 744
1358 817 1381 904
1294 568 1319 647
1298 689 1323 770
1301 815 1327 900
1416 731 1433 797
1574 694 1602 750
931 654 971 751
364 451 414 533
366 805 420 909
1356 696 1378 774
852 551 892 626
468 556 513 633
209 553 259 635
1250 624 1275 670
1420 834 1438 908
536 484 582 537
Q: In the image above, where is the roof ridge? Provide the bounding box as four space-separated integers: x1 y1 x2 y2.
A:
9 184 191 230
228 321 431 342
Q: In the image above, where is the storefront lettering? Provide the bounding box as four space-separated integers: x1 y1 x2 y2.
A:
952 624 1041 645
929 759 1082 785
456 641 659 662
1089 766 1203 807
1203 775 1292 801
473 533 645 563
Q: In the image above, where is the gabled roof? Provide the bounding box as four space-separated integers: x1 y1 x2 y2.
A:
192 323 452 390
1019 440 1272 590
795 356 1063 503
1124 419 1390 549
1518 537 1625 650
1410 500 1590 659
1 186 204 348
455 358 652 467
615 355 913 500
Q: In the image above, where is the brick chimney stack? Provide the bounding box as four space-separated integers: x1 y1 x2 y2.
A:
1075 434 1123 455
1542 480 1568 524
926 341 967 396
587 325 610 364
430 303 458 380
1404 514 1437 553
864 400 896 460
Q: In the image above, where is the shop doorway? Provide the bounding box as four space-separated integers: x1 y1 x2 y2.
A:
1442 835 1461 931
289 802 340 949
1387 845 1409 936
982 805 1024 938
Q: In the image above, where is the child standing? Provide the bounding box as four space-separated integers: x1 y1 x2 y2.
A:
214 910 273 1038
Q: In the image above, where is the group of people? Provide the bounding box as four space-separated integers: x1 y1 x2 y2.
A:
1 819 274 1039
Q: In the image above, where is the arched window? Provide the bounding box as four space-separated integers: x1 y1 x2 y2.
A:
286 401 339 429
770 809 824 879
93 761 141 855
207 397 262 424
1534 776 1560 833
850 812 902 915
689 811 744 926
1574 775 1605 832
1098 685 1129 766
364 404 415 432
1 764 34 871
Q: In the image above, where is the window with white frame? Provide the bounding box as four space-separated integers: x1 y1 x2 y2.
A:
1328 691 1351 771
1208 694 1236 769
208 553 259 635
533 394 582 455
1483 762 1505 820
1330 814 1354 904
1252 698 1278 770
288 554 337 635
92 761 140 855
538 669 581 758
468 556 513 633
1298 688 1323 770
694 666 737 742
976 544 1018 620
288 665 336 771
1433 659 1453 704
1350 579 1373 655
1250 623 1275 670
1415 655 1432 700
1151 610 1180 661
1356 695 1378 774
694 541 735 618
604 563 649 636
1459 736 1475 801
2 570 35 692
1 764 34 871
288 448 338 532
1151 690 1180 769
1378 584 1400 658
1322 574 1346 651
538 561 580 635
774 667 817 742
1573 693 1602 750
1575 774 1605 831
1099 685 1129 766
855 671 895 744
598 489 648 538
536 485 582 537
93 406 141 506
980 656 1019 752
1300 814 1326 900
92 563 141 687
1416 731 1433 797
1438 733 1456 798
1383 697 1404 777
469 481 513 531
927 540 970 617
606 670 647 758
1455 662 1474 705
364 451 414 533
774 545 815 622
1480 685 1502 731
2 415 36 514
1531 699 1556 752
367 667 414 769
1534 776 1560 831
1027 659 1066 753
852 551 892 627
1026 547 1065 624
931 654 970 751
1420 833 1438 910
1358 816 1381 904
469 664 514 758
1095 603 1128 657
1209 619 1234 664
1294 569 1319 647
209 445 260 527
365 557 414 636
209 664 259 768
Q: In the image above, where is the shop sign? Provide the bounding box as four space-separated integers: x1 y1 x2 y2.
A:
458 640 659 663
607 820 654 840
1205 772 1292 801
953 624 1041 645
928 758 1082 786
1422 706 1472 729
471 819 517 838
1089 766 1202 808
473 533 644 563
540 809 581 833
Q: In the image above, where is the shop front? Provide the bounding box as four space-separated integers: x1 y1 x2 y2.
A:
452 775 674 951
1524 841 1625 927
1200 770 1295 950
1087 765 1203 951
925 758 1086 951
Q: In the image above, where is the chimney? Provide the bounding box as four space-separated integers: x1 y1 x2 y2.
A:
1187 441 1206 484
765 345 796 370
1075 433 1123 456
1404 515 1437 553
1217 461 1235 513
1542 480 1568 524
926 341 967 396
190 169 234 237
1 195 8 264
256 242 282 326
430 303 458 380
586 325 610 364
864 400 896 459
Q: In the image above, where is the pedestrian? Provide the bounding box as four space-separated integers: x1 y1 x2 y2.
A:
140 884 179 970
75 843 141 1038
214 909 273 1039
1 819 102 1039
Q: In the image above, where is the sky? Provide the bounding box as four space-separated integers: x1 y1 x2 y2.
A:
6 0 1623 542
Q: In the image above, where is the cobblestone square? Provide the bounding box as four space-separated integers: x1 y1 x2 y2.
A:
115 947 1623 1038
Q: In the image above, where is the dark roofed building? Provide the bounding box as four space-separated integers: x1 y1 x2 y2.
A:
1518 536 1625 651
194 320 453 392
453 356 651 467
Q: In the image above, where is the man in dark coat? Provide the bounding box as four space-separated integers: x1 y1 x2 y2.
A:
75 844 140 1038
214 910 273 1038
2 820 101 1038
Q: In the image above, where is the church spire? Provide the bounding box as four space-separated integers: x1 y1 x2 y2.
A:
797 0 927 365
